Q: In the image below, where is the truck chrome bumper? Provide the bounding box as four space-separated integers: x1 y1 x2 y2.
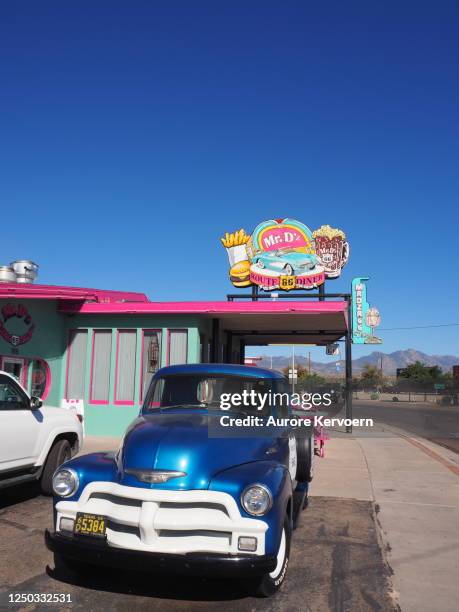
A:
45 530 277 577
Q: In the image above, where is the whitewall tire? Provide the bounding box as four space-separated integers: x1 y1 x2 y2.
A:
252 517 291 597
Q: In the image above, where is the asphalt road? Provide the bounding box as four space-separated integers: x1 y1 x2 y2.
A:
0 486 396 612
353 400 459 453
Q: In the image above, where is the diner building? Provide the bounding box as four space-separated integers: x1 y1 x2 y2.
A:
0 281 351 436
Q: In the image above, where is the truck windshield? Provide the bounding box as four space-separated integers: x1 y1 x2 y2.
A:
143 374 279 415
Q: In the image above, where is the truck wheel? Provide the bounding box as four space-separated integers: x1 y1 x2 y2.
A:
295 434 314 482
252 517 291 597
40 439 72 495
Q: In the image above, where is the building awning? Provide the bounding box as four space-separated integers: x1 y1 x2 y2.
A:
59 299 349 346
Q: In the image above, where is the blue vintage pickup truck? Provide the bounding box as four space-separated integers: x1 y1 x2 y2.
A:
45 364 314 596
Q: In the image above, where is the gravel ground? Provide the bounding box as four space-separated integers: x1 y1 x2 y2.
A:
0 486 396 612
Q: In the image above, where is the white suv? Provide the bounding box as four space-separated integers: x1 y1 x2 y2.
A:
0 371 83 494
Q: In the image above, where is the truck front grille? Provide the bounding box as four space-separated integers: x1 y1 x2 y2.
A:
56 482 268 555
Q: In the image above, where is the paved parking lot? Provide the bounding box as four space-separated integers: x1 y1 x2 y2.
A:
0 487 395 612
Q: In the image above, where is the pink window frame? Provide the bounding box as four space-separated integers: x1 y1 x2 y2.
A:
89 329 112 405
166 329 188 366
114 329 137 406
65 329 88 400
29 358 51 401
139 329 162 403
0 355 29 391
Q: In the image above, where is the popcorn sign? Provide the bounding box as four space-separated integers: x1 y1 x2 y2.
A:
221 218 349 291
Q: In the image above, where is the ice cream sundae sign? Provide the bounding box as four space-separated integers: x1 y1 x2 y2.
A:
221 218 349 291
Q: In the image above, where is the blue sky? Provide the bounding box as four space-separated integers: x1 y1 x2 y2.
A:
1 1 458 359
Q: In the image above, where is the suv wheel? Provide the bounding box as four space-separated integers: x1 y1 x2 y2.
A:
40 439 72 495
251 516 291 597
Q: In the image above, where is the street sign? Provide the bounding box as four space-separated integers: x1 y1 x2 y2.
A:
434 383 445 390
326 343 339 356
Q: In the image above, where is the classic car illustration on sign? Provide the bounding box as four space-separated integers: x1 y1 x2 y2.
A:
253 248 317 276
221 218 349 291
45 364 314 596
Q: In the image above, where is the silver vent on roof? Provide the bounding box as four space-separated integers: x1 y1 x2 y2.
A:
9 260 39 283
0 266 17 283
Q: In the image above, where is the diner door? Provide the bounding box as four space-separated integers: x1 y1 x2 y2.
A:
1 357 26 386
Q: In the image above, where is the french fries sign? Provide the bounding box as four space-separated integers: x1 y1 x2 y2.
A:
220 218 349 291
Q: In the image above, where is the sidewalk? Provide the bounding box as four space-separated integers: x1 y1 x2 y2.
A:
311 427 459 612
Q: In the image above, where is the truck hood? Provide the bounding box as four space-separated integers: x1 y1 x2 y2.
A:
119 410 278 490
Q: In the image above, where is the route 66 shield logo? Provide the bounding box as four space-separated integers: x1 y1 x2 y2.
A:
280 275 296 291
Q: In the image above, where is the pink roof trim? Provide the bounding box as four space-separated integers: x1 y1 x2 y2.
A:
0 283 148 303
59 300 348 315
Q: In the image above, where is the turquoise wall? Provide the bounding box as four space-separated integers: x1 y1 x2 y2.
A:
0 299 66 406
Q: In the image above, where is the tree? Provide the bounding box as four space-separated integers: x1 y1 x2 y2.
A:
282 365 307 378
296 371 326 390
399 361 447 388
359 364 384 390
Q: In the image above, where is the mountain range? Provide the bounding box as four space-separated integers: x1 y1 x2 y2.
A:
255 349 459 376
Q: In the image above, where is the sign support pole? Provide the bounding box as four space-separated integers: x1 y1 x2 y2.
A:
345 298 353 434
319 283 325 301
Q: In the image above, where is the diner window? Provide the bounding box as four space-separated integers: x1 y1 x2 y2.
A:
168 330 188 365
65 330 88 399
141 330 161 401
115 330 137 404
30 359 49 399
90 330 112 404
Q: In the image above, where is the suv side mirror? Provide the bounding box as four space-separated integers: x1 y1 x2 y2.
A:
30 396 43 410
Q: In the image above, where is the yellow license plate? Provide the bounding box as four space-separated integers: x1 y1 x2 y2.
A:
74 513 107 538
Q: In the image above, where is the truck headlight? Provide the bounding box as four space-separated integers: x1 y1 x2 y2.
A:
241 484 272 516
52 468 79 497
